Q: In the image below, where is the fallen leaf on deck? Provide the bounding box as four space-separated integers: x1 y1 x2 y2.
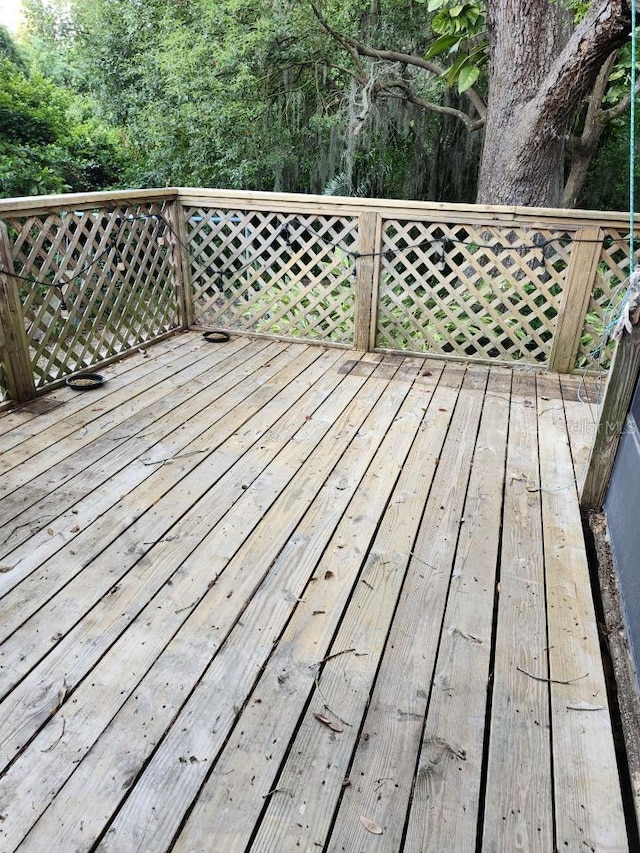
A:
47 528 54 535
360 816 383 835
314 713 343 733
70 525 80 533
566 701 606 711
324 570 335 580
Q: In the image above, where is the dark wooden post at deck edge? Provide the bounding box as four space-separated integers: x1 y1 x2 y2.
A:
581 323 640 509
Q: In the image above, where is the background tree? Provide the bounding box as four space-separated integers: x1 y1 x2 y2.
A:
22 0 472 197
314 0 634 207
17 0 638 209
0 22 129 197
480 0 630 205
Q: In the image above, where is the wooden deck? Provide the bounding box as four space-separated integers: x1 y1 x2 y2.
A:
0 331 630 852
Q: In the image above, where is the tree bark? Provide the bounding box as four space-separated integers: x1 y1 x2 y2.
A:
477 0 631 208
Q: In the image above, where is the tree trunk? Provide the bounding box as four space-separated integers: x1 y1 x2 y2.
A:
477 0 630 208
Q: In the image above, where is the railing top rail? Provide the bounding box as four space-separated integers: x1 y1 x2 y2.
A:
0 187 179 218
175 187 636 230
0 185 635 231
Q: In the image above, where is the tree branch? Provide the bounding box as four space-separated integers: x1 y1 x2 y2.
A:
601 72 640 123
532 0 631 130
563 45 639 206
378 79 485 131
310 2 487 123
566 51 618 156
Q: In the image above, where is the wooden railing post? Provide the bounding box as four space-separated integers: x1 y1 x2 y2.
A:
548 226 603 374
0 223 36 402
581 322 640 509
354 210 380 351
166 197 194 329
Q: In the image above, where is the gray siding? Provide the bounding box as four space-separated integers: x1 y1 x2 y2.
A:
605 375 640 673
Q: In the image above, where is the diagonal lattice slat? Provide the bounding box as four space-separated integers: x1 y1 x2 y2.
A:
5 202 181 388
183 207 357 344
375 220 572 365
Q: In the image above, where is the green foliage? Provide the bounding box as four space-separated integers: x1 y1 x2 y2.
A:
0 60 69 145
602 44 636 107
16 1 450 195
425 0 487 93
0 24 27 68
11 0 632 211
579 118 632 212
0 24 129 197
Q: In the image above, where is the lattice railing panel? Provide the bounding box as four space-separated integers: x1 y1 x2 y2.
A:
575 228 630 370
183 207 356 344
4 202 180 387
375 220 573 364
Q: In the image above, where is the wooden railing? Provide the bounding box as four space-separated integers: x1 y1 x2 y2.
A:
0 187 636 404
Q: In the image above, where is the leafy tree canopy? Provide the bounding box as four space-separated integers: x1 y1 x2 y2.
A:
12 0 639 209
0 22 129 197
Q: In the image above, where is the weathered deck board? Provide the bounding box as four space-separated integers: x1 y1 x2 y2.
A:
481 372 552 852
559 372 600 494
0 335 261 554
173 363 452 853
0 332 630 852
323 364 485 853
403 367 511 852
538 372 627 851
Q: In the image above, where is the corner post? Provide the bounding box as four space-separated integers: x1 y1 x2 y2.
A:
354 210 380 352
0 222 36 402
549 226 602 374
166 197 194 329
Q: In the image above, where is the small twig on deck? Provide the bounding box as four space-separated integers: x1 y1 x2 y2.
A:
174 599 199 614
262 787 293 799
409 551 438 571
313 670 353 728
310 648 356 667
142 449 207 467
538 405 564 416
2 521 39 545
516 666 588 685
